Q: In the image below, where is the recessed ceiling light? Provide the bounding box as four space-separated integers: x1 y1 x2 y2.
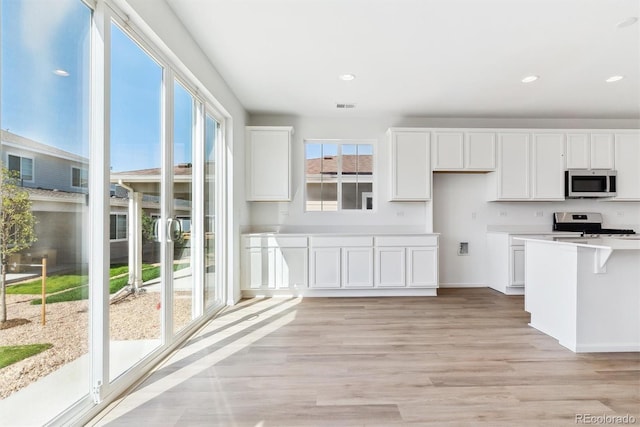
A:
606 75 624 83
616 17 638 29
521 75 539 83
53 69 70 77
339 73 356 81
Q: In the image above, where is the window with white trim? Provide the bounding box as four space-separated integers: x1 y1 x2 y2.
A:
72 166 88 188
110 213 127 241
305 141 374 211
8 154 34 181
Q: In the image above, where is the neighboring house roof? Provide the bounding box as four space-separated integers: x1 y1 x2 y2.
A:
1 130 88 164
111 163 205 184
306 155 372 175
26 187 86 204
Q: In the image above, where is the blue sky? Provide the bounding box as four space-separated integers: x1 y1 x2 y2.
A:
1 0 193 172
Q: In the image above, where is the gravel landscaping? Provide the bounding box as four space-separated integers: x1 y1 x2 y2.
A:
0 290 191 399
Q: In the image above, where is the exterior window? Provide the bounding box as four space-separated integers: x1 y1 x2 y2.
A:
8 154 34 181
110 213 127 241
305 141 374 211
72 167 88 188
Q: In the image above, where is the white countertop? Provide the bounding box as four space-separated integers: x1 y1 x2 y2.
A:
515 236 640 251
486 225 582 236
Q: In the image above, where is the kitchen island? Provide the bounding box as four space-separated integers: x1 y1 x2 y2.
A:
519 237 640 353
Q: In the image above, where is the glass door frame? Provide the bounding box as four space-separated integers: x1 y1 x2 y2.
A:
79 0 230 418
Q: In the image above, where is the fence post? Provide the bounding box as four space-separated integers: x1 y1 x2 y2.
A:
41 257 47 326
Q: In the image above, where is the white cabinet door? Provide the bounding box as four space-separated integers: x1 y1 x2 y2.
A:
407 247 437 288
614 133 640 200
309 247 341 288
433 132 464 170
511 247 525 287
389 130 431 200
342 247 374 288
590 133 614 170
532 133 565 200
246 126 292 201
465 132 496 170
245 247 275 289
566 133 590 169
375 247 405 287
276 247 308 289
497 133 530 199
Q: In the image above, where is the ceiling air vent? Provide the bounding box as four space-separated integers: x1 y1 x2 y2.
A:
336 103 356 109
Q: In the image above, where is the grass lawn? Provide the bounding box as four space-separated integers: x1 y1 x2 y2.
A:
0 344 53 369
7 264 152 296
28 263 188 305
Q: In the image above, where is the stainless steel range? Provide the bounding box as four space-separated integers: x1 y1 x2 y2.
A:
553 212 636 238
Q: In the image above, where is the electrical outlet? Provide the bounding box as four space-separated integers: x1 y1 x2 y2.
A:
617 211 624 217
499 211 508 217
535 211 544 217
471 212 477 220
396 211 405 217
458 242 469 255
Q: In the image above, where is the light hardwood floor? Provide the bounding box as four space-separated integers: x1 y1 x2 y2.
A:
93 288 640 426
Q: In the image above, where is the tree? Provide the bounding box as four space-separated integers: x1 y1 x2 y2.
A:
0 166 37 324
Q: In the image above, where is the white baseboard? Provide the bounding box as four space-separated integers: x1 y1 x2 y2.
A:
438 283 487 288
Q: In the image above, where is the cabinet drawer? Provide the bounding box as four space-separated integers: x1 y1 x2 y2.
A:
375 235 438 247
244 235 307 248
311 236 373 247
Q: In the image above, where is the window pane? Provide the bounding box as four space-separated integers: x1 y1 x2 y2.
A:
0 0 91 414
116 214 127 240
21 158 33 180
173 80 194 333
305 143 338 211
8 154 20 173
109 22 163 383
204 114 217 308
321 182 338 211
110 214 117 240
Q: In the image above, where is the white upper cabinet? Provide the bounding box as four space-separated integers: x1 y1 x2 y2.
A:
432 131 495 171
493 133 531 200
433 132 464 169
590 133 615 169
532 133 565 200
488 132 564 201
388 129 431 201
566 132 614 170
465 132 496 170
246 126 293 201
613 132 640 200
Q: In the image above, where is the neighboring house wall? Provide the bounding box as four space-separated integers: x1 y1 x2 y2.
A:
2 131 88 193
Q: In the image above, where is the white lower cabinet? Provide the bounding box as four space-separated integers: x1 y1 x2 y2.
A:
309 247 341 288
375 235 439 288
342 247 374 288
375 247 406 287
243 233 439 294
407 247 438 287
242 236 308 291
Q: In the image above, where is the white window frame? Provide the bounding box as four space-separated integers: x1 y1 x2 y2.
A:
109 212 128 242
303 139 376 213
7 153 35 182
71 165 89 189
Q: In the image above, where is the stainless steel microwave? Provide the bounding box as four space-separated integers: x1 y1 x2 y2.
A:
565 169 617 198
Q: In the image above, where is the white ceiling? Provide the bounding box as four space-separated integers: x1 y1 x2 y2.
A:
166 0 640 119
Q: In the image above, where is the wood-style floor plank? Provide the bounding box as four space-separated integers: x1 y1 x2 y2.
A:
92 288 640 426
